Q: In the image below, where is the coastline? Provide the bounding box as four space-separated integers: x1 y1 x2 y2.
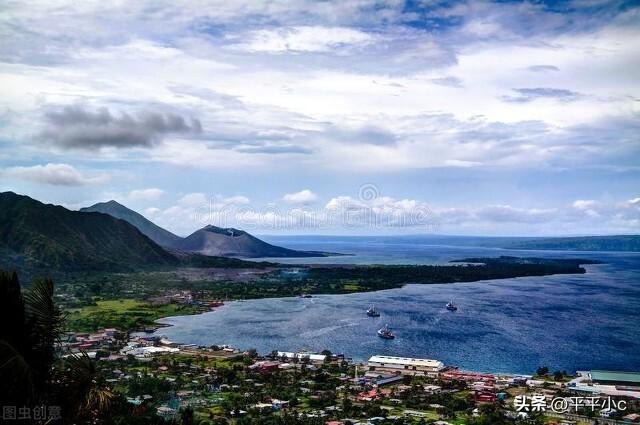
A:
140 257 599 333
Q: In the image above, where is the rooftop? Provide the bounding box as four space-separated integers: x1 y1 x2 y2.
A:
589 370 640 384
368 355 444 368
277 351 327 361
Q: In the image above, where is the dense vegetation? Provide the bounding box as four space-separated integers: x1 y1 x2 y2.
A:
58 256 597 302
0 191 178 273
301 256 598 289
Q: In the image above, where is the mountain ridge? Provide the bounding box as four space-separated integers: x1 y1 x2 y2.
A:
81 201 334 258
80 200 182 248
0 191 178 273
0 192 265 276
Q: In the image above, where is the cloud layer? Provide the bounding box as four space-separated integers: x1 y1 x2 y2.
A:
136 190 640 236
0 0 638 235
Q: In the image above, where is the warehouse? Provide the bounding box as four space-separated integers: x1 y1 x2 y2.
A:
588 371 640 387
367 355 445 376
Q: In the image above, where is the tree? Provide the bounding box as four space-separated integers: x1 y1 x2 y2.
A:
468 403 509 425
0 274 63 406
0 270 114 423
55 352 115 421
180 406 194 425
536 366 549 376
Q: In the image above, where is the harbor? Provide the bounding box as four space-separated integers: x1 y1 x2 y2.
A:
144 246 640 374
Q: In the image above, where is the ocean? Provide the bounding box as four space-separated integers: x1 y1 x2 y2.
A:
148 236 640 375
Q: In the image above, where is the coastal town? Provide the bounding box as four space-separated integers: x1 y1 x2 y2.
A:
58 326 640 425
2 0 639 423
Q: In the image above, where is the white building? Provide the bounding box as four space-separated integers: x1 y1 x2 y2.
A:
121 344 179 358
277 351 327 363
367 355 445 376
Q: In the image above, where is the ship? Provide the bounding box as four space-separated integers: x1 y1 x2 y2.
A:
377 324 395 339
366 306 380 317
446 301 458 311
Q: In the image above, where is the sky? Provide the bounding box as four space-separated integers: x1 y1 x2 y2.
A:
0 0 639 236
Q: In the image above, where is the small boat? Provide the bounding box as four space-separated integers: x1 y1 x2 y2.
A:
366 306 380 317
299 293 313 298
377 324 395 339
446 301 458 311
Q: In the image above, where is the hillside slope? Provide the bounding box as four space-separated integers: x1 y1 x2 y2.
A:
80 200 182 248
0 192 180 273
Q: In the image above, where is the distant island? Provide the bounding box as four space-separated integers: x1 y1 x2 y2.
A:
320 234 640 252
504 235 640 252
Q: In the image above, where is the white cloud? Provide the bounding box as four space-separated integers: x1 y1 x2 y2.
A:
127 188 164 201
283 189 318 205
474 205 557 224
178 193 208 207
112 187 640 236
572 199 600 209
144 207 161 216
237 26 374 53
3 163 109 186
221 195 250 205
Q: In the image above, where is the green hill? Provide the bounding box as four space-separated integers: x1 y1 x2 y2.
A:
0 192 180 273
0 191 266 275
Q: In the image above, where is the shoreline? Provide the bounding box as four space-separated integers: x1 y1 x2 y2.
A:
135 257 603 339
138 275 593 375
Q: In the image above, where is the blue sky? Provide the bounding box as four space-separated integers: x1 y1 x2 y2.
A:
0 0 638 236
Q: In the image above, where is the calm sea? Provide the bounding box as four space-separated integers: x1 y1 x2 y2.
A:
150 237 640 375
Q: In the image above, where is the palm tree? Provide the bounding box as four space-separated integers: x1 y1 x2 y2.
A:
55 352 115 421
0 270 114 423
0 273 62 406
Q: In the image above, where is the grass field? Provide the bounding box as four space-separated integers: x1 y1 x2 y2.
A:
65 299 202 332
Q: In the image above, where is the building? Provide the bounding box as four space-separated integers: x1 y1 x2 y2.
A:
156 406 176 418
569 371 640 399
367 355 445 376
248 361 280 374
120 344 179 358
588 371 640 387
441 370 495 384
277 351 327 363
